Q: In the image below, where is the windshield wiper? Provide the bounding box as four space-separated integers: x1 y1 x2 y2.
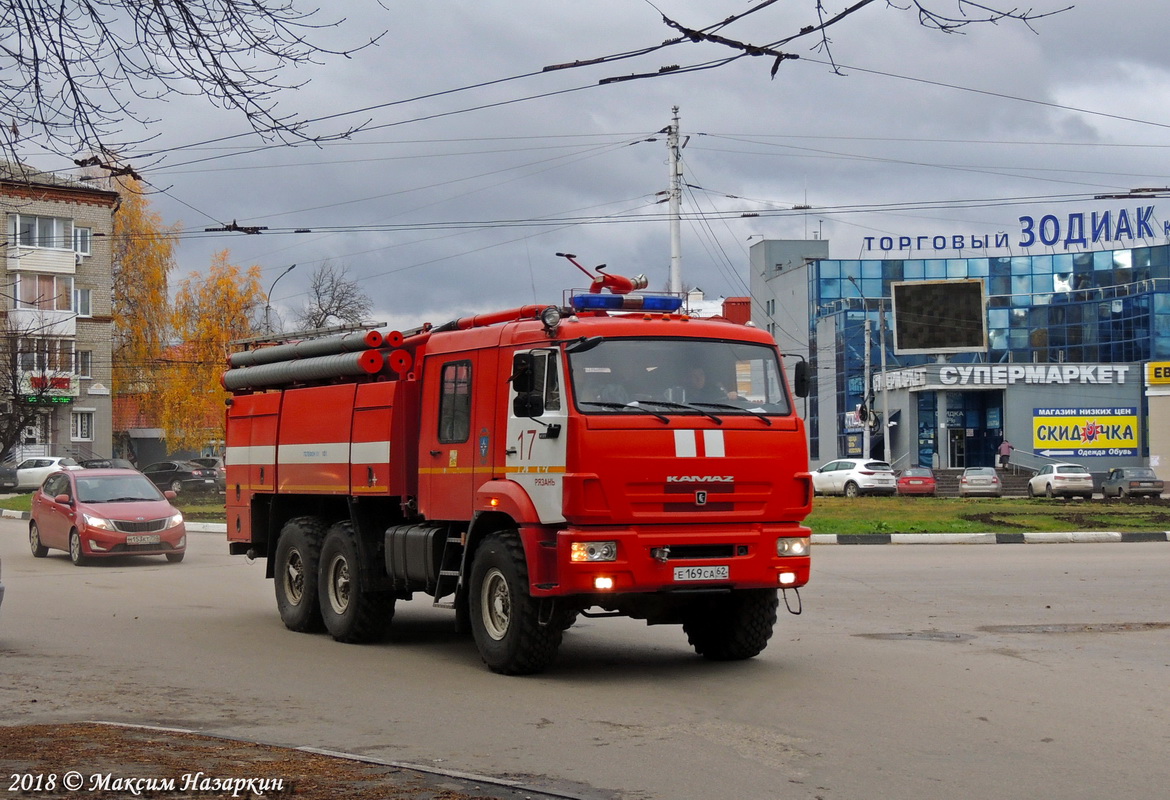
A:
103 496 155 502
578 401 669 423
634 399 722 424
690 402 773 425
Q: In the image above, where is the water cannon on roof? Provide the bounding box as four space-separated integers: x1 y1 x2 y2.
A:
557 252 647 295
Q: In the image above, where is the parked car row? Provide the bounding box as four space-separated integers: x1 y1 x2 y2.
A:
812 461 1165 500
2 457 224 495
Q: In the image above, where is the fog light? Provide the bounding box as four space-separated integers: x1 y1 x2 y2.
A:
594 576 614 590
778 572 797 586
88 540 108 552
776 537 810 557
571 541 617 562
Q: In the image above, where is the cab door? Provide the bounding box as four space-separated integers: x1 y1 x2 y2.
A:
419 354 488 519
506 349 568 524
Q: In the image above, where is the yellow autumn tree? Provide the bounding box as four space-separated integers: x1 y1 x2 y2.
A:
110 176 178 403
158 250 263 451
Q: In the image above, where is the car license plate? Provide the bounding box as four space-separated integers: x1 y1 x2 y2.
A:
673 565 729 582
909 479 923 485
126 534 161 545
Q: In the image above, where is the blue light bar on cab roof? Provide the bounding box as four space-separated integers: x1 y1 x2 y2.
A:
571 293 684 313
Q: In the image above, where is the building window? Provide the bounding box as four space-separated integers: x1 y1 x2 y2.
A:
75 350 92 378
9 214 73 250
16 273 74 311
74 227 92 255
71 411 94 442
74 288 92 317
19 339 74 372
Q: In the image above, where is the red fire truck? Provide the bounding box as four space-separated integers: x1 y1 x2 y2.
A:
223 269 812 674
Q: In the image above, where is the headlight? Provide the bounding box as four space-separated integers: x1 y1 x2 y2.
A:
167 512 184 528
776 537 810 557
82 513 116 531
571 541 617 562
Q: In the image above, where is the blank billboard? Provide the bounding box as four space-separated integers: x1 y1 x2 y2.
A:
891 279 987 355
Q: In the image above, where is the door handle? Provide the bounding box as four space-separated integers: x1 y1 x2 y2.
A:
430 450 441 456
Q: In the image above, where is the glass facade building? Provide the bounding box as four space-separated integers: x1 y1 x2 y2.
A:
804 244 1170 466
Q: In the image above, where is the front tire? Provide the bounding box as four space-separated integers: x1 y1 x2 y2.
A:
29 522 48 557
683 589 779 661
318 522 395 643
166 551 185 563
69 530 89 566
469 532 562 675
274 517 326 633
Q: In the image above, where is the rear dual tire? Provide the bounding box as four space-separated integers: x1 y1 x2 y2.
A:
274 517 326 633
318 522 395 643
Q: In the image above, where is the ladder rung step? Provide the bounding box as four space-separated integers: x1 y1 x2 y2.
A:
438 569 460 577
432 601 456 609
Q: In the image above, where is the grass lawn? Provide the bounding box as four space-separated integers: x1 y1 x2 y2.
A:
807 495 1170 535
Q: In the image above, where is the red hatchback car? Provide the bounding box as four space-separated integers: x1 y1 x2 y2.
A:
29 468 187 566
897 467 938 496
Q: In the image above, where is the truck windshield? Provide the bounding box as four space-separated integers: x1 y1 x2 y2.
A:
567 337 792 416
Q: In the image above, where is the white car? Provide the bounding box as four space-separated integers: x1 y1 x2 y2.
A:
812 458 897 497
1027 463 1094 499
15 456 81 490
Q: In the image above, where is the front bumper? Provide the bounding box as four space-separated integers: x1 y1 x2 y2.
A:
531 523 812 597
80 526 187 558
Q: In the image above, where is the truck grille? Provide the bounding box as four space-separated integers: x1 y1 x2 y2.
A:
662 544 736 560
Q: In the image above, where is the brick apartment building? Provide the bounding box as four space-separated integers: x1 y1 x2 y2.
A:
2 163 118 462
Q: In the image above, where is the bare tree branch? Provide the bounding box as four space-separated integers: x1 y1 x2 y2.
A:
295 262 374 331
0 0 385 169
566 1 1071 85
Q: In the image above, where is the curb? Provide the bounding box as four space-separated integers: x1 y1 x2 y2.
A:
185 522 227 534
812 531 1170 544
0 509 28 520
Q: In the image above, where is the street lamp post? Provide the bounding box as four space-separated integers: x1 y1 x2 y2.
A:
264 264 296 334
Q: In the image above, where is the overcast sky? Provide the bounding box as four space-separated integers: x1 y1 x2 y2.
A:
25 0 1170 332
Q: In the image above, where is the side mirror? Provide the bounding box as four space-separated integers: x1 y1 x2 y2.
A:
510 353 536 393
164 490 178 500
512 393 545 419
54 493 72 505
792 360 810 398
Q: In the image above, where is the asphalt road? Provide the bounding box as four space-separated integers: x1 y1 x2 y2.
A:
1 518 1168 800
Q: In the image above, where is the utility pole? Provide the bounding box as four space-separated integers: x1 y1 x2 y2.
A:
879 301 891 463
667 106 683 295
863 318 872 459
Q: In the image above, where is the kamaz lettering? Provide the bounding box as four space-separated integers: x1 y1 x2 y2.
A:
667 475 734 483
